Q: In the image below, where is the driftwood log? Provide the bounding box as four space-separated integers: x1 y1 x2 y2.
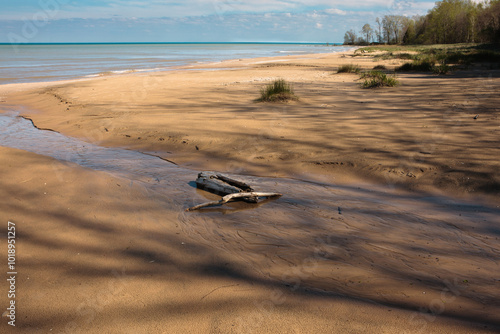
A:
186 172 282 211
195 172 254 198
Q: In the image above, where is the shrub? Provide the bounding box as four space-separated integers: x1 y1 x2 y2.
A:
361 71 399 88
337 64 361 74
373 65 387 70
258 79 298 102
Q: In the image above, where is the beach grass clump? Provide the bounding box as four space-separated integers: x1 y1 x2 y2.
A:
337 64 361 74
433 61 450 75
373 51 420 61
396 53 418 60
396 60 435 72
361 70 399 88
373 52 394 60
259 79 298 102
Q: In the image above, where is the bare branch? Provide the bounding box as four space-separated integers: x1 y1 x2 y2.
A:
186 192 282 212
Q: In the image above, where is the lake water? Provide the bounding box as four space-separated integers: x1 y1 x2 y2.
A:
0 43 352 84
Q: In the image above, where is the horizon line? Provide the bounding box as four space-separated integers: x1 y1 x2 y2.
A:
0 41 343 46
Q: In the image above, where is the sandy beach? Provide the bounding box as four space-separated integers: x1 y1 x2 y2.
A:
1 50 500 333
4 50 500 198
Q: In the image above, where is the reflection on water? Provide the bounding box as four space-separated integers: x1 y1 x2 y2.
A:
1 112 499 320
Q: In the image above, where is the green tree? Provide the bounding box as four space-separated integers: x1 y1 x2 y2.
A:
375 17 383 43
403 17 417 44
344 0 499 46
381 15 408 44
343 29 357 45
478 0 500 42
361 23 374 43
419 0 479 44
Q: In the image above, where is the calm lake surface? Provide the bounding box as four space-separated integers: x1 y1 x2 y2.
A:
0 43 352 84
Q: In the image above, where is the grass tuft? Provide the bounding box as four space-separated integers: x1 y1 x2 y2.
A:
396 60 435 72
258 79 298 102
337 64 361 74
373 65 387 70
396 53 418 60
433 61 450 75
361 71 399 88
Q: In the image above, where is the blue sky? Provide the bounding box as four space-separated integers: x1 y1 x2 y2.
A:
0 0 436 43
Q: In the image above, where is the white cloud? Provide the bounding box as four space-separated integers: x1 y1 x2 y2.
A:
0 0 433 21
307 12 327 19
0 0 438 43
325 8 347 15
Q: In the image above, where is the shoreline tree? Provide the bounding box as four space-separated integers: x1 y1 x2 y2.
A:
343 29 358 45
375 17 383 43
361 24 374 44
343 0 500 45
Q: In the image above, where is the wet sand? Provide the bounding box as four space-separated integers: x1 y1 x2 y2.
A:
1 50 500 333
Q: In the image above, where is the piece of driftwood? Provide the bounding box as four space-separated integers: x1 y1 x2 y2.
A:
186 172 282 211
195 171 253 194
195 171 258 203
186 192 282 212
215 174 254 192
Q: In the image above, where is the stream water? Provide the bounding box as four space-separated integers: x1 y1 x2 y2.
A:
1 111 499 312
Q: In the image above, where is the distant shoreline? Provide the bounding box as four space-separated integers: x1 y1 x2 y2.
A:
0 41 343 46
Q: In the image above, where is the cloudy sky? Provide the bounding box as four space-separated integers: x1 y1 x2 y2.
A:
1 0 436 43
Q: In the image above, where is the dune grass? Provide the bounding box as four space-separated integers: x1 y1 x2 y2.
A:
396 60 435 72
434 61 451 74
396 55 452 74
361 70 399 88
361 44 500 74
337 64 361 74
258 79 298 102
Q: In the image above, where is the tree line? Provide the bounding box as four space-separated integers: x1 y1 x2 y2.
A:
344 0 500 45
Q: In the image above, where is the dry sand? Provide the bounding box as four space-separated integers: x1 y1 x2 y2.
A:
1 50 500 333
